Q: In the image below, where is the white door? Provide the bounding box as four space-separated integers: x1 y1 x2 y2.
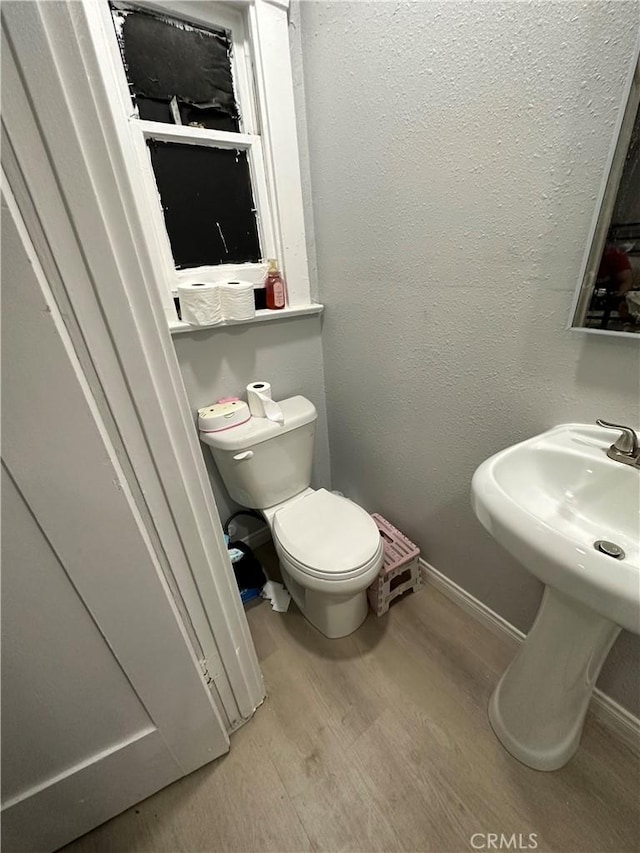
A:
1 181 230 852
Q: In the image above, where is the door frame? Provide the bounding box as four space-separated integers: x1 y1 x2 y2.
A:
1 1 264 728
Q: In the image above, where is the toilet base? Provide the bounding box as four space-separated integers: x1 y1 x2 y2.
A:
280 565 369 638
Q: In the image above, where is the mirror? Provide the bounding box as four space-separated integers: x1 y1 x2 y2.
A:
571 59 640 335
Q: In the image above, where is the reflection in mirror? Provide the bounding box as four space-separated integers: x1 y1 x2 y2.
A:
572 60 640 335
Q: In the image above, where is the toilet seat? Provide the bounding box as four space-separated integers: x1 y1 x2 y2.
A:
272 488 382 580
277 541 383 583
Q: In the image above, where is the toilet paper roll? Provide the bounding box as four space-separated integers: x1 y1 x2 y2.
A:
219 280 256 322
247 381 284 424
177 282 223 327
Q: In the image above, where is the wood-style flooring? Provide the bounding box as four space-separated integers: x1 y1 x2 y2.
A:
63 545 639 853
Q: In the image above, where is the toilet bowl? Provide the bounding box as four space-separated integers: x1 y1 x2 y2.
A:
200 395 383 638
264 488 383 637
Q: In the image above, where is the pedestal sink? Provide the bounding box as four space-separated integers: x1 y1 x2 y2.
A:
472 424 639 771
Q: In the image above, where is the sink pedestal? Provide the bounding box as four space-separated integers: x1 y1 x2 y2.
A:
489 586 620 771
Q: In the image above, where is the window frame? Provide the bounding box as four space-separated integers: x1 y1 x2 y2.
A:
84 0 313 326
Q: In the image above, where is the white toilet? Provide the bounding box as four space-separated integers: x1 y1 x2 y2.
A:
200 396 383 638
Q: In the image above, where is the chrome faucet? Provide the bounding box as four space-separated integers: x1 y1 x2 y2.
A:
596 419 640 469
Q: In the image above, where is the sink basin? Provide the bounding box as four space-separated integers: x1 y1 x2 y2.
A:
472 424 640 771
473 423 639 633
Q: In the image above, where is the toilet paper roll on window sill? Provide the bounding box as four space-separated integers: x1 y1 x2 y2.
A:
177 281 223 327
219 280 255 322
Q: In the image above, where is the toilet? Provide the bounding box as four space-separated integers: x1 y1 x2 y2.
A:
200 396 383 638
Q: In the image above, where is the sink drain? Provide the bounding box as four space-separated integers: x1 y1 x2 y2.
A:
594 540 625 559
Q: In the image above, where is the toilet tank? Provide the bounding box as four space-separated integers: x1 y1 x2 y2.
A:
200 396 317 509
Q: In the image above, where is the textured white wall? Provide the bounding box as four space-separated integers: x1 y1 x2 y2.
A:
173 317 331 539
295 1 640 713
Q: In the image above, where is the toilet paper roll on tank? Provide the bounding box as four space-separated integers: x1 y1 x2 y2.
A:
246 381 284 424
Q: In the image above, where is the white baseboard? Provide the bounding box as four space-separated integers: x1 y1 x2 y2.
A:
239 526 272 551
420 559 640 755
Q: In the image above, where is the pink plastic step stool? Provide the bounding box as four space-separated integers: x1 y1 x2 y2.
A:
367 514 422 616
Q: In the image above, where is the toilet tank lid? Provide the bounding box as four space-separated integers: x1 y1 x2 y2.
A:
199 395 317 451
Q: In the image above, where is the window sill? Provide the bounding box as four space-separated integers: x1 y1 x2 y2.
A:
168 302 324 335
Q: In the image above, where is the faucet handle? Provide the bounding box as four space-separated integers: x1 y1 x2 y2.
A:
596 419 639 456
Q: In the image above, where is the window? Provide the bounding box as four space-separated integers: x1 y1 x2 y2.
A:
147 141 262 268
88 0 315 327
110 3 272 277
111 6 241 132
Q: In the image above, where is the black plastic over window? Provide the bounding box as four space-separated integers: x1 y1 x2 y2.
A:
111 5 240 132
148 141 261 268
